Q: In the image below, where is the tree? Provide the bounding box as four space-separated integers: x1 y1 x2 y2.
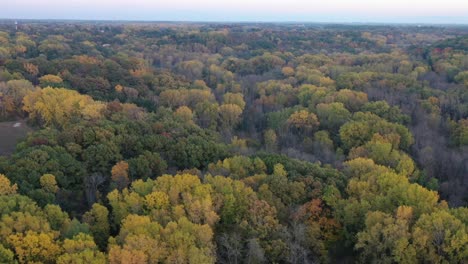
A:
0 244 14 263
0 174 17 195
450 118 468 146
174 106 194 123
110 214 216 264
355 208 416 263
159 89 187 108
57 233 107 264
111 161 130 191
40 174 59 193
281 66 295 77
22 87 105 128
82 142 122 175
44 204 70 231
38 35 71 59
243 199 288 262
349 134 416 177
339 121 372 151
333 89 368 112
177 60 204 80
163 217 216 263
287 110 320 136
297 85 330 107
335 158 446 247
412 210 468 263
0 89 15 118
108 173 220 230
23 62 39 77
2 79 36 114
8 231 62 264
361 101 408 124
1 144 85 210
218 104 243 136
128 151 167 180
454 70 468 86
245 239 266 264
195 101 219 129
264 129 278 152
248 53 285 75
108 246 148 264
223 93 246 110
0 47 10 62
83 203 110 250
310 130 338 163
208 156 266 179
205 175 257 226
316 102 351 132
39 74 64 87
294 198 342 261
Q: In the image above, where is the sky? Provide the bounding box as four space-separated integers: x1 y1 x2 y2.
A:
2 0 468 24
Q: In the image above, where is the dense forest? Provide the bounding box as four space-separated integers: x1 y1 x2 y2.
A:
0 21 466 263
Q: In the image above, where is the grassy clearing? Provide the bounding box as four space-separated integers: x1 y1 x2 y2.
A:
0 120 32 156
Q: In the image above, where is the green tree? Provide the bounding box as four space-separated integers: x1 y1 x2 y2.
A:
83 203 110 250
316 102 351 131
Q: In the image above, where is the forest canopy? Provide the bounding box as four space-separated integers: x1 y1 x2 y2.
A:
0 21 466 263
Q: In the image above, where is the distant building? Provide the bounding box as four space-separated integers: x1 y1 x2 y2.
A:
15 21 18 31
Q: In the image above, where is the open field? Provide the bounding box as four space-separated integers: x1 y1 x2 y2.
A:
0 120 32 155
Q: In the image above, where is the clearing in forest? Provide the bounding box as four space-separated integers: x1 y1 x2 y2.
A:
0 120 32 155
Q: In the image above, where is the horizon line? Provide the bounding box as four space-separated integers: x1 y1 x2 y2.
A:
1 18 468 26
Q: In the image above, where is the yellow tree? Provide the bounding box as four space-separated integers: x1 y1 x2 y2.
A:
412 210 468 263
111 161 130 191
281 66 295 77
218 104 243 132
40 174 59 193
57 233 106 264
223 93 246 110
287 110 320 136
174 106 194 123
0 174 17 195
39 74 63 87
355 207 416 263
23 62 39 77
7 231 62 264
23 87 104 128
109 213 216 264
108 247 148 264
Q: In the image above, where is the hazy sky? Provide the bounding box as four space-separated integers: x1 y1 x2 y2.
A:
2 0 468 24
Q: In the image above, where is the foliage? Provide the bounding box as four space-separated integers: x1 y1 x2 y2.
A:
0 23 466 263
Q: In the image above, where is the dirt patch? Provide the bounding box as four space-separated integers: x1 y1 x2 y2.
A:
0 120 33 156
